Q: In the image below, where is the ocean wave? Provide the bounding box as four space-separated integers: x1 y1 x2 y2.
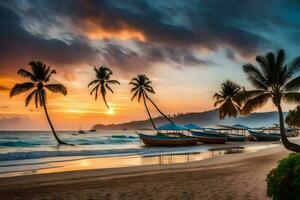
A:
111 135 138 139
0 146 207 162
0 141 42 147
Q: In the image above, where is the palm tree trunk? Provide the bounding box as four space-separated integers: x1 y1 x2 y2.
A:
146 95 175 124
142 93 157 131
41 97 69 145
277 104 300 152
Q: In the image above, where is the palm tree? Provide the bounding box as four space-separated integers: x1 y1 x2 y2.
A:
88 66 120 109
10 61 68 145
239 49 300 152
129 75 174 130
129 75 157 130
285 106 300 128
213 80 243 120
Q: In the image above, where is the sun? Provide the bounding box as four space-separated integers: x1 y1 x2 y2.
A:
107 108 114 115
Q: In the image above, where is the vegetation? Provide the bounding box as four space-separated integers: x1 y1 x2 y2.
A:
88 66 120 109
266 153 300 200
237 49 300 152
10 61 68 145
129 74 174 131
213 80 243 120
285 106 300 128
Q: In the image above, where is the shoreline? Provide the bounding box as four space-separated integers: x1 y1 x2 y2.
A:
0 141 281 178
0 140 298 199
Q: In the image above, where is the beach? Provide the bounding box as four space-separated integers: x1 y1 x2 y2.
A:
1 139 297 200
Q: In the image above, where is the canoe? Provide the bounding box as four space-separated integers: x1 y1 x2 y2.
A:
137 133 198 147
248 130 281 141
190 131 227 144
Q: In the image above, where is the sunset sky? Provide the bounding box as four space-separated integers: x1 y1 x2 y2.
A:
1 0 300 130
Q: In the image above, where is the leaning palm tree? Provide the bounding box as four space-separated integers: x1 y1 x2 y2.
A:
10 61 68 145
129 75 157 130
239 49 300 152
213 80 243 120
88 66 120 109
129 75 174 131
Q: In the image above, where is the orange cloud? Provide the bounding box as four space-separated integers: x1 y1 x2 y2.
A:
83 18 145 41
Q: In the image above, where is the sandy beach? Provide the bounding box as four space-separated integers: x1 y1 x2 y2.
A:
1 139 298 200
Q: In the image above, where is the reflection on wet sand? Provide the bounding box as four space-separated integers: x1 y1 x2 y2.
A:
0 147 252 178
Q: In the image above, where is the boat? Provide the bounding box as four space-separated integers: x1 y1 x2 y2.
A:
89 129 96 132
194 128 245 142
248 130 281 141
226 134 246 142
190 130 227 144
137 133 198 147
78 130 86 134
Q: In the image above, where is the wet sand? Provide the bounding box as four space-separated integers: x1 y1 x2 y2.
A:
0 140 297 200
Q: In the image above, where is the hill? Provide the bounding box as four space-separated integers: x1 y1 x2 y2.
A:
93 109 287 130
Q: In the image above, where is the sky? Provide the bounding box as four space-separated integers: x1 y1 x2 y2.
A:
1 0 300 130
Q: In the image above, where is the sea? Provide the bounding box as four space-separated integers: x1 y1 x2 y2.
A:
0 130 278 177
0 130 212 161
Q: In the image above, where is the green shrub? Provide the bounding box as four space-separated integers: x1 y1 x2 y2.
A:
266 153 300 200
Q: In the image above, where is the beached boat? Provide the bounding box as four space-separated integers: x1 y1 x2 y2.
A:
196 128 246 142
137 133 198 147
226 134 246 142
248 130 281 141
190 130 227 144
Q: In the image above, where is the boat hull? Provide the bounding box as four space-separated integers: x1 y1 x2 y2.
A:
227 134 246 142
137 133 198 147
191 131 227 144
248 130 281 141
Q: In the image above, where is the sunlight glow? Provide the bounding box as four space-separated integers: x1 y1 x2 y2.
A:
107 108 114 115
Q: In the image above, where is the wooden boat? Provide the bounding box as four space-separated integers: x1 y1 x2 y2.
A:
190 130 227 144
248 130 281 141
137 133 198 147
226 134 246 142
191 130 245 142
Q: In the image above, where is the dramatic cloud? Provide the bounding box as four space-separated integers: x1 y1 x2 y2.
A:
0 4 99 75
0 0 299 75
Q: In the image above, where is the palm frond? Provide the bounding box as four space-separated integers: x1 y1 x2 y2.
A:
10 82 35 97
233 90 265 104
17 69 37 82
284 76 300 92
107 80 120 85
287 56 300 73
45 84 67 95
243 64 268 89
105 85 114 94
241 93 271 115
101 85 109 109
131 89 139 102
44 69 56 82
88 80 99 87
218 98 240 120
213 93 225 101
25 90 37 107
283 92 300 104
214 99 225 107
276 49 285 69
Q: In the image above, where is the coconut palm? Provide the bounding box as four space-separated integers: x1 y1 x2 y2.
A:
88 66 120 109
213 80 243 120
10 61 68 145
239 49 300 152
129 74 174 130
285 106 300 128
